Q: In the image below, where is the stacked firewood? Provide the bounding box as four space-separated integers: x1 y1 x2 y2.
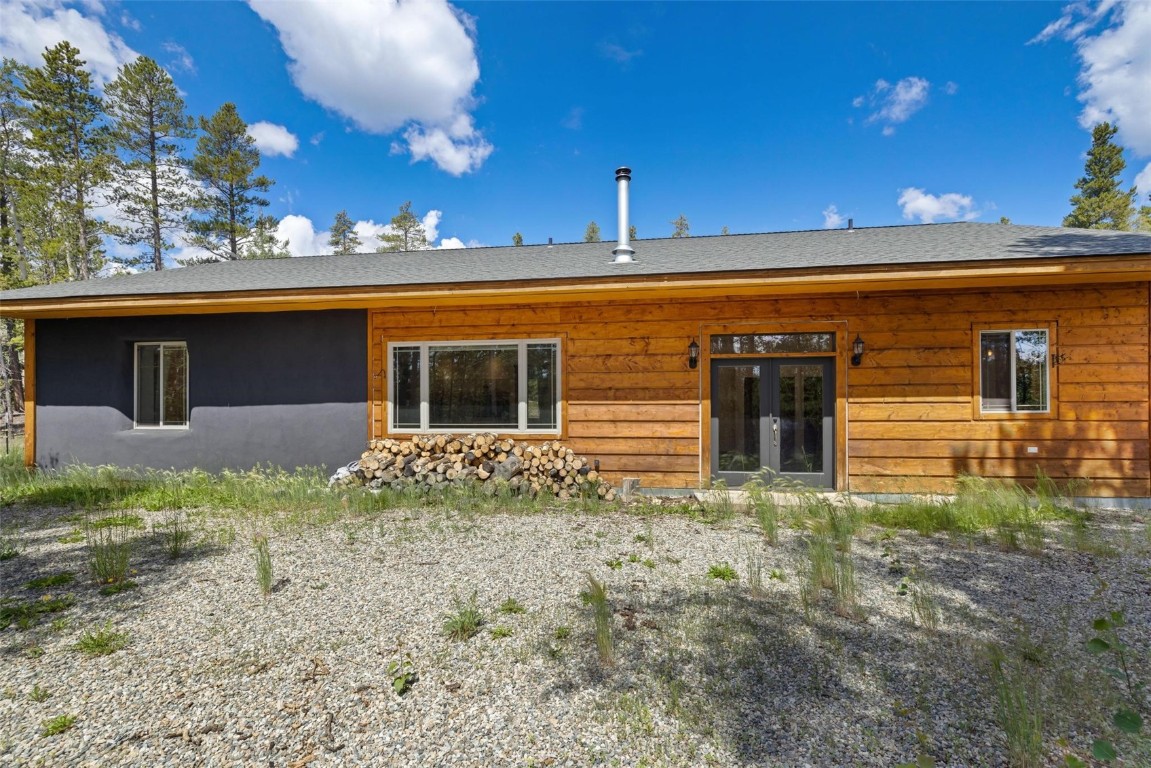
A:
330 433 616 501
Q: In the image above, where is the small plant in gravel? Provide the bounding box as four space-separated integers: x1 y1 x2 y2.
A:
26 571 76 590
387 654 418 696
553 625 572 640
443 591 485 641
986 643 1045 768
491 625 513 639
89 512 144 530
900 572 942 633
605 557 623 570
769 567 786 581
745 475 781 545
58 529 85 545
498 597 526 615
640 557 656 569
99 580 138 596
29 684 51 703
584 573 614 667
75 621 129 656
746 548 766 598
154 511 193 558
707 562 738 582
831 552 864 620
86 512 133 586
253 534 273 596
0 532 21 560
40 714 76 737
0 594 75 631
1084 610 1145 763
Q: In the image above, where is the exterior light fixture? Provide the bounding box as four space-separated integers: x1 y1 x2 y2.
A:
688 339 700 369
851 335 865 367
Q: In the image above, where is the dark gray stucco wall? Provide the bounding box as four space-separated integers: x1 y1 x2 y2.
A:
35 310 367 472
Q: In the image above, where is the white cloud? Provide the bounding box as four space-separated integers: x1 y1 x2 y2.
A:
944 81 959 95
562 106 584 130
247 0 491 175
600 41 642 64
897 187 980 223
1135 161 1151 200
854 76 932 135
821 205 845 229
270 211 461 257
1034 1 1151 155
162 41 195 74
247 121 299 158
403 116 493 175
0 0 138 85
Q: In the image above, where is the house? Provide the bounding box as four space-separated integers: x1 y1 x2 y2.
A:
3 169 1151 503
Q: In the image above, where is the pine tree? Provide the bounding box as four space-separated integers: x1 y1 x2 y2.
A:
671 214 690 237
104 56 197 271
512 231 523 246
584 221 601 242
21 42 110 280
376 201 427 252
328 209 361 255
242 213 290 259
0 59 33 289
1138 192 1151 232
186 102 273 260
629 224 637 241
720 225 729 235
1063 122 1136 230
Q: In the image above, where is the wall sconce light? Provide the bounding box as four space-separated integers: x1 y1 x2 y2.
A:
688 339 700 369
851 334 865 366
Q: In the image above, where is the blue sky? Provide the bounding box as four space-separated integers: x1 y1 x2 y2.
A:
3 0 1150 259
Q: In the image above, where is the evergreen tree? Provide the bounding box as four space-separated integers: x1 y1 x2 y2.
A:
671 214 690 237
629 224 637 241
720 225 729 235
512 231 523 246
584 220 601 242
186 102 273 260
242 213 290 259
0 59 32 289
376 201 427 252
1063 122 1136 230
21 41 110 280
328 209 361 255
104 56 197 271
1138 192 1151 232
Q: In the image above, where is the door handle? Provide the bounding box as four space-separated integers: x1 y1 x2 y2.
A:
771 417 779 447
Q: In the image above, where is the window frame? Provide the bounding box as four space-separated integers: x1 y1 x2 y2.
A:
133 341 189 429
972 323 1057 419
386 338 562 435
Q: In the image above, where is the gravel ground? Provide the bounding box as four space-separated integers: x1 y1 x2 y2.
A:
1 501 1149 767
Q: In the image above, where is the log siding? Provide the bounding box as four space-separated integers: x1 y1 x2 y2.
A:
369 281 1149 497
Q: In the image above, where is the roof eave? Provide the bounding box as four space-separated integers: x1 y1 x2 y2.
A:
3 253 1150 319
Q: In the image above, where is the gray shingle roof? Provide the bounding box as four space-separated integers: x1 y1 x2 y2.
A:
3 222 1150 302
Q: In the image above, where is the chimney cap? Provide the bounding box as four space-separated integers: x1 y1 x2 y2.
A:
615 166 631 180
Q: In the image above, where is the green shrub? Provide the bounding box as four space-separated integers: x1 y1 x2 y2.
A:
443 592 484 641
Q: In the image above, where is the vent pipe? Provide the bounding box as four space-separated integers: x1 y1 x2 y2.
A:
847 218 854 231
612 166 635 263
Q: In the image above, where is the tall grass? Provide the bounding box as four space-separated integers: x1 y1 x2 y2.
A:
987 643 1046 768
86 512 134 586
584 573 614 667
253 534 273 596
864 472 1084 542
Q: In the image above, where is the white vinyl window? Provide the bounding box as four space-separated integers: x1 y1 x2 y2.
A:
389 339 560 433
979 329 1049 413
134 342 188 428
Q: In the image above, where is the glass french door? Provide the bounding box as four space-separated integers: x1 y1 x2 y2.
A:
710 358 835 488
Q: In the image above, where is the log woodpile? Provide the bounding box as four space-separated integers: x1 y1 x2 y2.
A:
330 433 616 501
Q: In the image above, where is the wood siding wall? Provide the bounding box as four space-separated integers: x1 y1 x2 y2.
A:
369 281 1150 497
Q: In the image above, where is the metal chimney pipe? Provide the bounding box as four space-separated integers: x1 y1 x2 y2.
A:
612 166 635 263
